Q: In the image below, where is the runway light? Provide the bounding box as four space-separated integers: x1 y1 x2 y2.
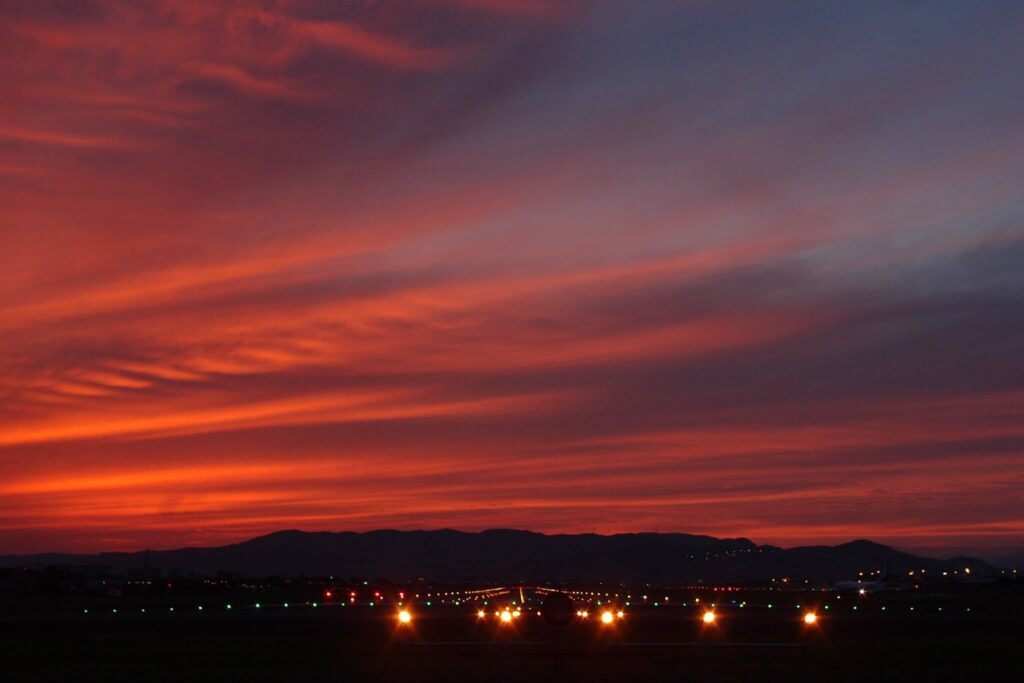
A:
804 612 818 625
398 609 412 624
477 609 486 618
500 610 513 623
702 611 716 624
601 611 614 624
617 610 625 619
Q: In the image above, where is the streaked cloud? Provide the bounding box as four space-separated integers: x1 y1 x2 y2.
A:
1 0 1022 556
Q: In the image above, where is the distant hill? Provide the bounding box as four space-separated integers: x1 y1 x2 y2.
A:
0 529 995 582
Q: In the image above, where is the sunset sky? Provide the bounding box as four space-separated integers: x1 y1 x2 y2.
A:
2 0 1023 558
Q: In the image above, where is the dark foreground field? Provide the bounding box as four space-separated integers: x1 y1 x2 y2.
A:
2 606 1022 682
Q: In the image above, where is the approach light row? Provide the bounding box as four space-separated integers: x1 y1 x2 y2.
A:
392 608 820 627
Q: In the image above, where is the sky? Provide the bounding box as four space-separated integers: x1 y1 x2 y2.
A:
1 0 1023 558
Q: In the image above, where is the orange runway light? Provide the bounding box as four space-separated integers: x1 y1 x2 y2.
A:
601 610 614 624
702 611 717 624
398 609 412 624
500 609 513 623
803 612 818 625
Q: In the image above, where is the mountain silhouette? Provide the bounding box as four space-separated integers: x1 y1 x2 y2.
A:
0 529 993 582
